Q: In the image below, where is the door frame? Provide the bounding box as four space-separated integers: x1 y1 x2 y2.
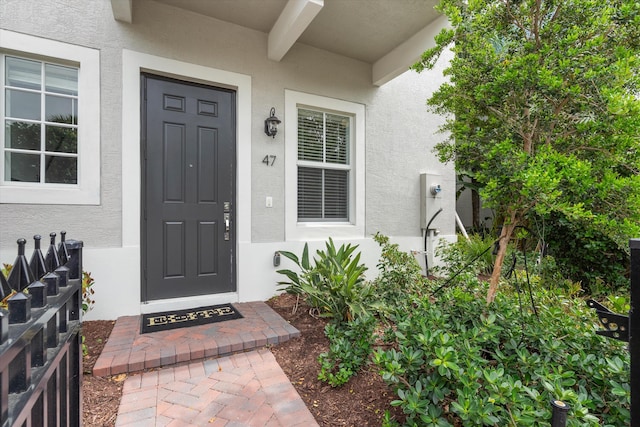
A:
121 50 252 314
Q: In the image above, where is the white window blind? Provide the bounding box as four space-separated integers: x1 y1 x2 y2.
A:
297 108 350 221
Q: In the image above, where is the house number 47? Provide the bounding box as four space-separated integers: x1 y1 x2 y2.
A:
262 155 276 166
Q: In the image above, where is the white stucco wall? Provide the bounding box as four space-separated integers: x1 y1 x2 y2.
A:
0 0 455 319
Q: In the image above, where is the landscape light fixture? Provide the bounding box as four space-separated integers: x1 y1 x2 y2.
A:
264 107 281 138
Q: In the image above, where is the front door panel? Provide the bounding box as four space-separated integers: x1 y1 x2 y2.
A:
142 74 236 301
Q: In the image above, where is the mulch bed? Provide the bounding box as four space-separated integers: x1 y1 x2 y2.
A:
82 320 124 427
266 293 404 426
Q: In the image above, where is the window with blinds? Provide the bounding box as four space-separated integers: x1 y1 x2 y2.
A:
297 108 351 222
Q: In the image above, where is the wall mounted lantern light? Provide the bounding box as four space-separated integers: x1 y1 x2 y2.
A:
264 107 281 138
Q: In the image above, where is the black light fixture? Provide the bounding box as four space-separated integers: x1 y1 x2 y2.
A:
264 107 281 138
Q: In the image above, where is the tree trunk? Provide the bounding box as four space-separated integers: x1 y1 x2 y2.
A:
486 212 518 304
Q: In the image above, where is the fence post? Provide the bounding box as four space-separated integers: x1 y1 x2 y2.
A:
631 239 639 427
551 399 569 427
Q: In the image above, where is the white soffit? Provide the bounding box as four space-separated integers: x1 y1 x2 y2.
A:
111 0 133 23
268 0 324 62
372 14 450 87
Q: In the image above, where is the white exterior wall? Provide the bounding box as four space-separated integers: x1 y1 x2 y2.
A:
0 0 455 319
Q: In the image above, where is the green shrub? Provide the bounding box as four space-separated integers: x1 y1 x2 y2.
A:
538 213 630 292
318 315 376 387
370 233 427 314
433 234 497 278
374 283 630 426
277 238 371 323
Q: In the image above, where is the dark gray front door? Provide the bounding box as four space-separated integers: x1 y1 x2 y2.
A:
142 74 236 302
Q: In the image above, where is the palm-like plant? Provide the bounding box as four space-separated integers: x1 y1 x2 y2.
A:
277 238 370 323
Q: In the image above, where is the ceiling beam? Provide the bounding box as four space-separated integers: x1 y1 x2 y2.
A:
372 14 449 86
268 0 324 62
111 0 133 23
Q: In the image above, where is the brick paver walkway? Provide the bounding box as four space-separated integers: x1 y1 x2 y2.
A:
93 301 319 426
115 349 318 426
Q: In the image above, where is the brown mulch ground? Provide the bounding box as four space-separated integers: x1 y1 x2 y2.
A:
266 293 404 426
81 294 403 426
82 320 124 427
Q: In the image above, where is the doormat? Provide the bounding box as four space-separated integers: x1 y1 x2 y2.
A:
140 303 243 334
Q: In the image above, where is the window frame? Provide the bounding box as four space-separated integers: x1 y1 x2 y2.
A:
0 30 100 205
285 90 365 241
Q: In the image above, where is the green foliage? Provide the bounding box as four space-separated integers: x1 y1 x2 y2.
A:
1 263 11 277
433 234 497 277
318 315 376 387
82 270 96 314
374 284 630 426
277 238 370 323
415 0 640 296
370 233 427 313
536 213 630 291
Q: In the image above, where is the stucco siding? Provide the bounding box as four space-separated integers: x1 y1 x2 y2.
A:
0 0 455 319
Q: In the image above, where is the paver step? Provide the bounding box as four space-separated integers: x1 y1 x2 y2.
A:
93 301 300 377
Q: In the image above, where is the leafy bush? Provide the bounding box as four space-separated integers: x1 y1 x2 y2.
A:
540 214 630 292
370 233 427 314
318 315 376 387
433 234 497 278
277 238 371 323
374 283 630 426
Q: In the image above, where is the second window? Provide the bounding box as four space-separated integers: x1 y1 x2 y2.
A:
297 108 351 222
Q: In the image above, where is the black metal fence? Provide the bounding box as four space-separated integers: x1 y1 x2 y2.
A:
631 239 639 427
0 233 83 427
588 239 638 427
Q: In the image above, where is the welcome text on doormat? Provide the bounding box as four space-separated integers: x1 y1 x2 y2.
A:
141 303 243 334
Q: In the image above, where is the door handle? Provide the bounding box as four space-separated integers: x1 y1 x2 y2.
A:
223 202 231 241
224 213 230 240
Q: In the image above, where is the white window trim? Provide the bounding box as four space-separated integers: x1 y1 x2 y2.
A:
285 90 365 241
0 30 100 205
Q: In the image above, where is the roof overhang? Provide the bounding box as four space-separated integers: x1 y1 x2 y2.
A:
111 0 447 86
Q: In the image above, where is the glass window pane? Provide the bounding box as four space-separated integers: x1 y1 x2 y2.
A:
324 169 349 220
45 64 78 95
46 125 77 153
325 114 349 165
5 151 40 182
5 57 41 90
5 120 41 150
46 95 77 124
298 167 322 220
298 109 324 162
45 155 77 184
5 89 41 120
